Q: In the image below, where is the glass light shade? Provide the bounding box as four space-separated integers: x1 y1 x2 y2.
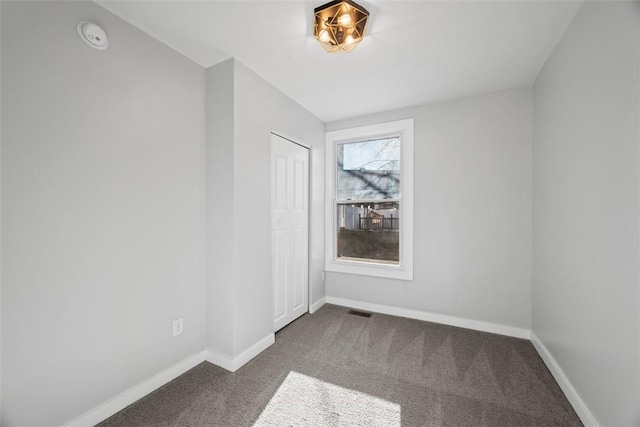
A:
314 0 369 53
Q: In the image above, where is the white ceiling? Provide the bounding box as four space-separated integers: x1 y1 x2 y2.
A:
96 0 582 122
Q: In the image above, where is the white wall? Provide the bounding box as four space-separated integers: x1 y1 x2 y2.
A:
8 1 637 426
326 87 533 330
205 59 325 358
1 2 207 425
0 1 3 421
205 59 235 357
233 60 326 353
532 2 640 426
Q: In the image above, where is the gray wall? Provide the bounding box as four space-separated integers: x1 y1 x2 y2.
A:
326 87 533 329
6 1 637 425
205 59 325 358
205 59 235 357
233 60 325 353
1 2 207 425
0 1 3 421
532 2 640 426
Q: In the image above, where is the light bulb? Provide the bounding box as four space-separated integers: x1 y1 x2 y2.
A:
344 35 355 45
319 29 330 43
338 13 352 26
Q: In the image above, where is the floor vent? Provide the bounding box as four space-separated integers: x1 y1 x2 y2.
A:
348 309 372 318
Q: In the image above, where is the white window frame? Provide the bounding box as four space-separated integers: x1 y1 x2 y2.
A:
325 118 414 281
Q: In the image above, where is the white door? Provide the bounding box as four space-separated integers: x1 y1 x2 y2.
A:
271 133 309 332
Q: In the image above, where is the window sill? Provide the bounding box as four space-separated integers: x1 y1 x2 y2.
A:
325 258 413 281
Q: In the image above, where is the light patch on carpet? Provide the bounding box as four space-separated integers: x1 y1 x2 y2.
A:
253 371 401 426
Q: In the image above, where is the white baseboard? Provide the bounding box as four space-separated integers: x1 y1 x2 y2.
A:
64 351 209 427
231 333 274 371
206 333 275 372
326 297 596 424
529 332 599 427
205 349 235 372
59 308 595 427
309 296 327 314
65 333 276 426
325 296 531 339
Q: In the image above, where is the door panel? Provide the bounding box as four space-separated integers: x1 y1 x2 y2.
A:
293 226 305 310
271 134 309 332
274 154 287 210
273 229 287 323
293 159 305 210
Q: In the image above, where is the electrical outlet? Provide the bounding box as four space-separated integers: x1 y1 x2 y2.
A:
173 318 184 337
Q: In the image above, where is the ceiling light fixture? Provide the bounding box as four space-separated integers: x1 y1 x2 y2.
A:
314 0 369 53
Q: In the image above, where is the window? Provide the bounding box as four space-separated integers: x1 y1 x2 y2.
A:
325 119 414 280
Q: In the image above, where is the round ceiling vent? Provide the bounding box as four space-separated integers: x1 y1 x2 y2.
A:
77 21 108 50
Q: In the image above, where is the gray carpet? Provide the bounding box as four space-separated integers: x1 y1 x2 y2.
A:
99 304 582 426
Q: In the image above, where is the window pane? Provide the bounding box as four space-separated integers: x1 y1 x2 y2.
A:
337 137 400 200
336 201 399 264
